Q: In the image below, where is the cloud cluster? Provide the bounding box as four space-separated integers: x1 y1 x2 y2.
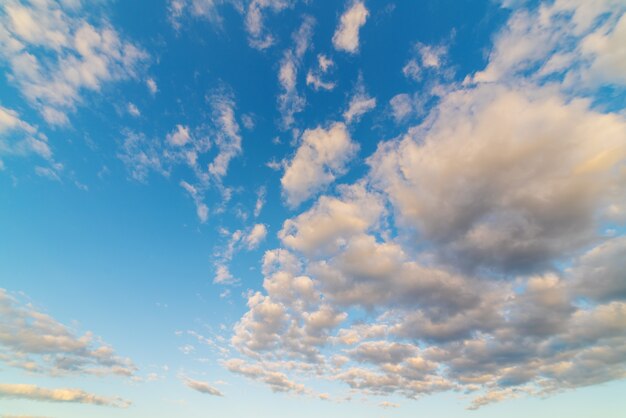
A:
0 0 147 125
0 289 136 377
226 1 626 409
118 90 244 222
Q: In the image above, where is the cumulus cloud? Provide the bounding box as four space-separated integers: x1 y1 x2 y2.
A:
0 289 136 377
0 0 147 125
332 1 369 53
0 384 130 408
183 378 224 396
225 1 626 409
281 123 359 207
370 84 626 273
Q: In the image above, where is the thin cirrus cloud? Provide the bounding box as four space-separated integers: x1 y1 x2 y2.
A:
183 378 224 397
0 289 136 377
0 384 130 408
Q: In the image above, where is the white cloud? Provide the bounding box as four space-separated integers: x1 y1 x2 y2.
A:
213 264 238 285
146 77 158 95
402 59 421 81
281 122 359 207
254 186 266 218
167 125 191 147
278 17 315 128
183 378 224 396
0 0 147 125
0 106 58 172
389 94 413 122
344 78 376 123
180 180 209 223
208 93 242 179
244 0 292 49
306 54 336 91
332 1 369 53
0 384 130 408
127 102 140 117
246 224 268 249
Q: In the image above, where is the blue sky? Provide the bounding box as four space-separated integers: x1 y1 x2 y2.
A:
1 0 626 417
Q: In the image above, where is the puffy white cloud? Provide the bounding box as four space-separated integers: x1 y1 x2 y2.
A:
183 378 224 396
0 289 136 377
370 84 626 273
0 0 147 125
281 123 359 207
0 384 130 408
332 1 369 54
279 184 383 257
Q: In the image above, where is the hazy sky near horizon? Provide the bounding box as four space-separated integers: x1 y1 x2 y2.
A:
1 0 626 417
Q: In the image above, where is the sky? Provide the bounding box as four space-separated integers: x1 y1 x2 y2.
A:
1 0 626 417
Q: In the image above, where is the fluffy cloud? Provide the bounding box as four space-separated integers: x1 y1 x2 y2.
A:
225 1 626 408
183 378 224 396
281 123 359 207
370 84 626 273
0 0 147 125
0 289 136 377
0 384 130 408
332 1 369 53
